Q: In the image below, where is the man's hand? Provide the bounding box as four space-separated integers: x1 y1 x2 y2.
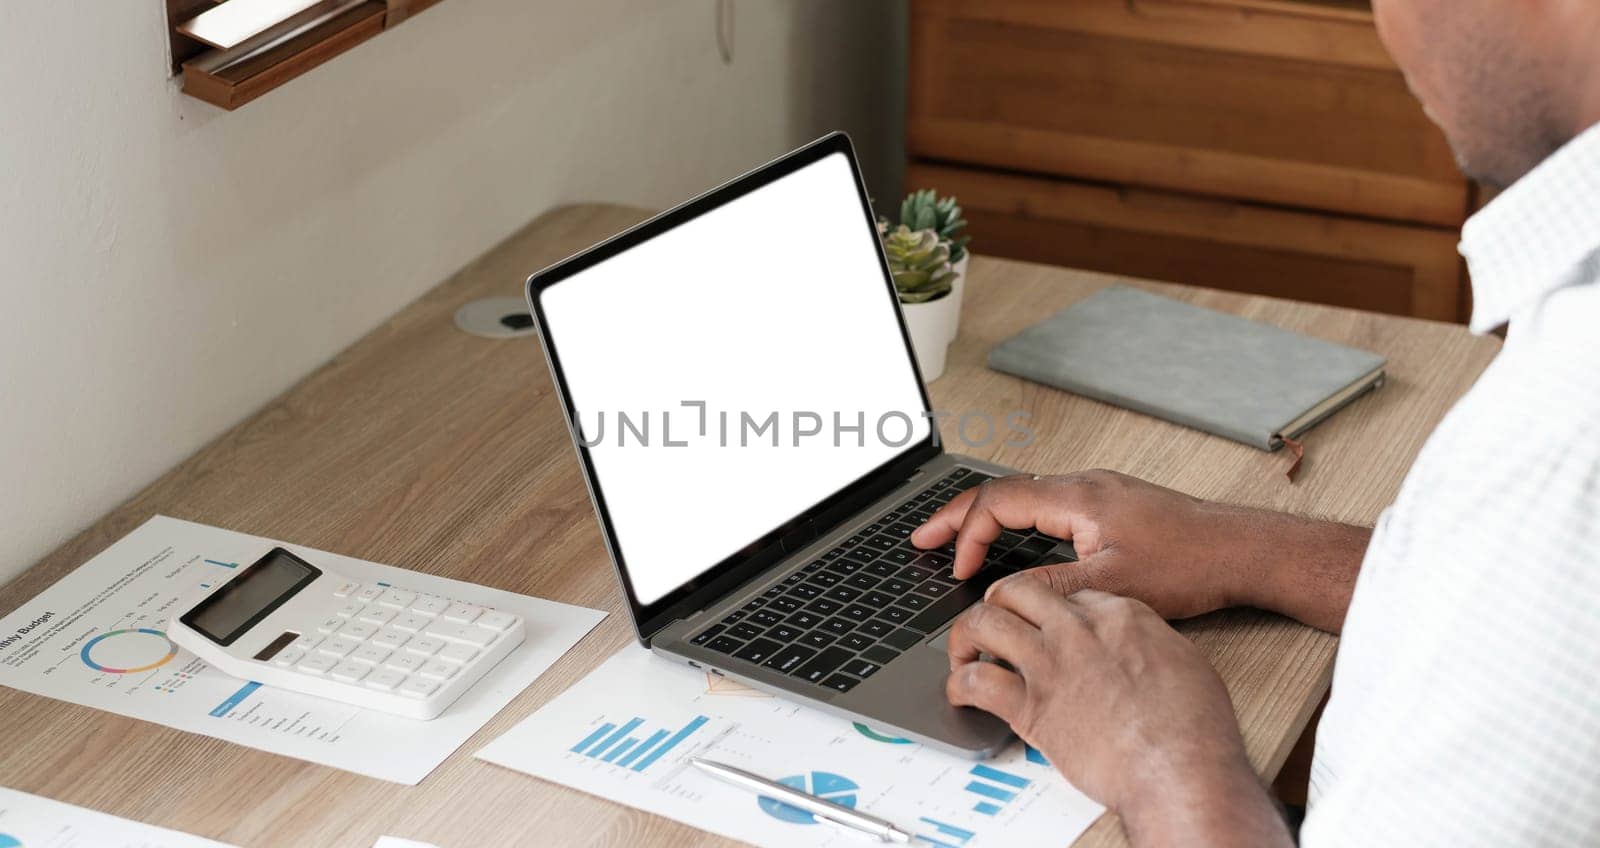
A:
912 470 1370 632
946 577 1293 846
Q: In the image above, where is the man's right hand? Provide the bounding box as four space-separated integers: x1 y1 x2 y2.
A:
910 469 1371 632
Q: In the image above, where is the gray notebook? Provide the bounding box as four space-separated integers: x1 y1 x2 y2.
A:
988 285 1386 451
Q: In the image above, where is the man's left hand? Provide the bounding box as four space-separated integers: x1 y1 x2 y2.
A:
945 576 1293 846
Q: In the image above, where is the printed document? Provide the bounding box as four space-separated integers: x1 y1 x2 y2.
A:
0 516 605 784
477 647 1103 847
0 785 235 848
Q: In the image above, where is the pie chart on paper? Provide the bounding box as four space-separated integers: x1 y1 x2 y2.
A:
0 832 21 848
756 771 859 825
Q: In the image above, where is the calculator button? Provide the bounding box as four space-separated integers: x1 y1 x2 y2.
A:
332 581 362 598
353 644 391 665
339 622 378 640
399 678 439 699
442 603 484 623
364 668 407 691
419 660 459 680
336 602 366 618
297 654 337 675
411 596 450 616
318 637 360 658
359 607 396 625
391 613 432 633
354 586 384 602
372 629 411 650
316 617 343 634
438 643 478 664
291 634 323 651
273 647 306 667
330 661 371 682
423 622 497 648
477 611 517 632
384 652 424 672
406 637 446 656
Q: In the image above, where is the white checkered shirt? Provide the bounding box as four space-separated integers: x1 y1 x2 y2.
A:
1301 123 1600 845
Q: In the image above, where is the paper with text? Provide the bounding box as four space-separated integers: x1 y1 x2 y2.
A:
476 647 1103 847
0 516 605 784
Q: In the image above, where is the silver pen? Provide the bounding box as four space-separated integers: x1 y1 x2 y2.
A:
688 756 913 843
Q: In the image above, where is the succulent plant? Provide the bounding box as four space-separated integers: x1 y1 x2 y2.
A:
882 225 956 304
899 189 970 263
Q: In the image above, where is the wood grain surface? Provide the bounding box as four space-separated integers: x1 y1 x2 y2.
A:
0 204 1500 847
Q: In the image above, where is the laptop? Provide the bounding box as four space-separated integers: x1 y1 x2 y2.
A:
526 133 1076 758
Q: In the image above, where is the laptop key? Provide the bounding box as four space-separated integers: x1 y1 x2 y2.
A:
863 534 898 551
842 548 877 565
839 632 874 652
764 644 817 674
882 628 923 650
786 610 823 629
879 578 915 595
881 549 915 565
825 585 861 604
861 591 896 609
844 573 880 590
912 552 951 569
793 647 853 683
826 559 864 576
800 631 836 649
897 565 935 583
864 560 900 578
808 571 842 587
807 597 842 615
721 611 746 625
707 635 745 654
729 622 765 641
877 606 913 625
789 583 823 599
750 609 784 627
861 645 899 664
768 596 802 614
820 617 857 636
839 603 875 622
858 619 894 639
733 638 782 664
884 523 916 539
904 567 1015 633
766 624 804 642
691 625 725 646
916 581 953 598
841 658 881 679
898 594 930 611
821 674 860 693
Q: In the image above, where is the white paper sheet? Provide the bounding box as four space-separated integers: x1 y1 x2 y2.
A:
0 786 235 848
372 838 441 848
0 516 605 785
476 647 1104 848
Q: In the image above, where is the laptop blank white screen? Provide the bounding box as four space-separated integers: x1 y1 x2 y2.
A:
538 152 932 606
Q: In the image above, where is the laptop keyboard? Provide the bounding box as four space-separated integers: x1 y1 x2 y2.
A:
688 467 1067 694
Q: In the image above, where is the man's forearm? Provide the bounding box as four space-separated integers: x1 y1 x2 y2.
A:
1200 504 1371 633
1121 756 1295 848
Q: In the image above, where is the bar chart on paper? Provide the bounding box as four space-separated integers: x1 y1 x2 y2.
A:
570 714 710 772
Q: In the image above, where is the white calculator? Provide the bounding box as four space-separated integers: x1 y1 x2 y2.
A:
167 546 525 720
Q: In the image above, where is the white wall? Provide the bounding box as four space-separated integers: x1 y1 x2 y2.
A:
0 0 906 584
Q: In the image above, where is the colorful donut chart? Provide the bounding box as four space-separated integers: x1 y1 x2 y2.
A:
80 628 179 674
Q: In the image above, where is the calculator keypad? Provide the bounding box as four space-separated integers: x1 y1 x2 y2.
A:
285 584 519 704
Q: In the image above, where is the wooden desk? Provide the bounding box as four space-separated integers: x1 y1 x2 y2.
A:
0 204 1500 847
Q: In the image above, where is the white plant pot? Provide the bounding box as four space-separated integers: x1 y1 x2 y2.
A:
900 290 959 383
948 254 969 343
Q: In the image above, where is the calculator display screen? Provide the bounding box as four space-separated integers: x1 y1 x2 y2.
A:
184 549 319 646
